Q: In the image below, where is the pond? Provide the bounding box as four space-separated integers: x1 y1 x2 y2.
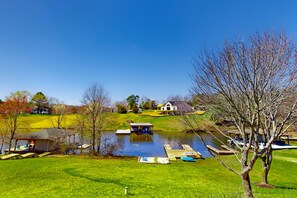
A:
99 131 227 158
1 131 228 158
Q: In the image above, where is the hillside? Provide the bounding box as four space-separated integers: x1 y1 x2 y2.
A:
17 111 211 132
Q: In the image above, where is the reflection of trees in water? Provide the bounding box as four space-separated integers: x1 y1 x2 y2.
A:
100 133 122 155
58 131 227 157
129 133 153 142
156 132 184 149
113 134 125 152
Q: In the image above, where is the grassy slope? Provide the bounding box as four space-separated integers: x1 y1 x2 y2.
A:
0 149 296 197
18 112 211 132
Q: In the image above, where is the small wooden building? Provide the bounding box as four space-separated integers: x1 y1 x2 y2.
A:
10 128 72 153
130 123 153 134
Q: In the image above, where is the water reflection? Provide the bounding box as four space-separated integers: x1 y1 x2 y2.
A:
1 131 227 158
113 131 227 157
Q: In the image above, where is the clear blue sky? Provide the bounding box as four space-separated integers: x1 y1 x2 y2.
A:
1 0 297 105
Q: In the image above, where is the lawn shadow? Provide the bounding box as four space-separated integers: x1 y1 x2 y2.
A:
274 186 297 190
63 168 125 187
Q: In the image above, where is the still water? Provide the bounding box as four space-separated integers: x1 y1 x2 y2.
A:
2 131 227 158
100 131 227 158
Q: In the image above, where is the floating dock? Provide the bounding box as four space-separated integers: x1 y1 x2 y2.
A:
116 129 131 135
164 144 202 161
206 145 238 155
21 152 38 158
1 153 23 160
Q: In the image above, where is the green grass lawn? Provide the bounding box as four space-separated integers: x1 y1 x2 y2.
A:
0 149 296 197
18 112 211 132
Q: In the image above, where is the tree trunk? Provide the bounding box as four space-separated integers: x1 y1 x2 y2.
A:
262 161 269 185
0 137 4 154
80 136 84 155
8 136 13 154
241 172 254 198
92 131 96 155
261 147 272 185
96 132 101 154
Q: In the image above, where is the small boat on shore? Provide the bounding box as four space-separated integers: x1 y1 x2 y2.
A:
180 156 196 162
259 141 297 150
138 157 170 164
77 144 91 149
4 144 30 153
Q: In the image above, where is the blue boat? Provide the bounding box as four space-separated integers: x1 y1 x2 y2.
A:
181 156 196 162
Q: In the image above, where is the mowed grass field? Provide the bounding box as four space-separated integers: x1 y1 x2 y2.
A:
0 149 297 197
18 111 211 132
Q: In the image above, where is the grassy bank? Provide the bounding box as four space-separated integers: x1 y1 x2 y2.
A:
0 149 296 197
18 111 211 132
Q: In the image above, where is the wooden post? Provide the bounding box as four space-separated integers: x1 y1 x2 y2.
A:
14 139 18 151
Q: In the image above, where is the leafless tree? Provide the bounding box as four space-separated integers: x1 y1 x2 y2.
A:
185 31 297 197
81 84 110 155
71 114 88 154
49 98 67 129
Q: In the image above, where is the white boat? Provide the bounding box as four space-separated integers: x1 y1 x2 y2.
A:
259 143 297 150
77 144 91 149
138 157 170 164
4 144 31 153
229 139 297 150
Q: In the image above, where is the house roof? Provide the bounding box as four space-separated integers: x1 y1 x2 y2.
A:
15 128 71 140
164 101 193 112
167 101 176 105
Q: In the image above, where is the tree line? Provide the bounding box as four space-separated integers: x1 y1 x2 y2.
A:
0 85 110 155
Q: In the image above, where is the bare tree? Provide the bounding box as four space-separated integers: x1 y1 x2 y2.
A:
49 98 67 129
186 31 297 197
71 114 88 154
81 84 110 155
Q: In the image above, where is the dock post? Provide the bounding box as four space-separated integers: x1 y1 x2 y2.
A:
125 187 129 195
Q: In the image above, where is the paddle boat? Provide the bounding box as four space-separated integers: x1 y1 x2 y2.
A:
138 157 170 164
180 156 196 162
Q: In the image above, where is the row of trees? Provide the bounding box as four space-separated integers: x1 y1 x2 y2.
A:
115 95 158 113
0 84 110 155
182 31 297 197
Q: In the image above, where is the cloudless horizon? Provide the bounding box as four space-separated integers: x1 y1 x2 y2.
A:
1 1 297 105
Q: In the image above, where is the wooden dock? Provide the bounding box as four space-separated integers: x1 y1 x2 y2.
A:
221 145 239 154
206 145 237 155
164 144 202 161
116 129 131 135
1 153 23 160
21 152 38 158
38 152 51 157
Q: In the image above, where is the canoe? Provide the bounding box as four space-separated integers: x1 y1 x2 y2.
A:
138 157 170 164
77 144 91 149
181 156 196 162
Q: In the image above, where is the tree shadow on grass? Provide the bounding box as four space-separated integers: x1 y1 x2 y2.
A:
63 168 125 187
274 186 297 190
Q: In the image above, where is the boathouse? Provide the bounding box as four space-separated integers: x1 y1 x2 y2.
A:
10 128 72 153
130 123 153 134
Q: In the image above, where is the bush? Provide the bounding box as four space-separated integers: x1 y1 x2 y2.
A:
116 104 127 114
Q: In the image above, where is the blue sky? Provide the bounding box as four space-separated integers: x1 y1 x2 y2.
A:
0 1 297 105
